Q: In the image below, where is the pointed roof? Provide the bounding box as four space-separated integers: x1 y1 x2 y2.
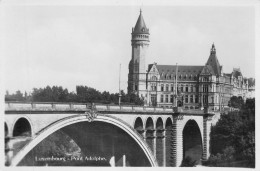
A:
201 65 215 75
133 10 149 34
206 43 221 76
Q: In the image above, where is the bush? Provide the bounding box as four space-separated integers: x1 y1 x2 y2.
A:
181 156 196 167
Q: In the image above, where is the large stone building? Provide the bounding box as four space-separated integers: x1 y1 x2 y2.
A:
128 11 252 111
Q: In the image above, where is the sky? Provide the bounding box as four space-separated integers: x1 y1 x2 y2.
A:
2 2 256 94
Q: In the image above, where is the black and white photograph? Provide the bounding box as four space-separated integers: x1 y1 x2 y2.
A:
1 0 258 169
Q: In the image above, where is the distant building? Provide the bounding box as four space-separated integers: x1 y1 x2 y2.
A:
127 11 254 111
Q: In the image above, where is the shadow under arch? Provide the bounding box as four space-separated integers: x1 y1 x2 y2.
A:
134 117 144 131
182 119 202 165
5 122 8 137
13 117 32 137
165 117 172 166
155 117 164 166
11 114 157 167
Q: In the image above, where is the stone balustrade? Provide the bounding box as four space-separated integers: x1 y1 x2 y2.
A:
5 101 213 115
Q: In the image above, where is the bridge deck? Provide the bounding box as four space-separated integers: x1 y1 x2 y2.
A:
5 102 215 115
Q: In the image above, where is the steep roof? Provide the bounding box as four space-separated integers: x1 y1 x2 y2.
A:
200 65 216 75
133 10 149 34
150 64 204 75
206 44 221 76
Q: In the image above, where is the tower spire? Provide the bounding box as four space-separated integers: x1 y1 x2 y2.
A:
211 42 216 55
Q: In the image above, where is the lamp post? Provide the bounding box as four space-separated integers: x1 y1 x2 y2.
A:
119 64 121 106
173 63 178 108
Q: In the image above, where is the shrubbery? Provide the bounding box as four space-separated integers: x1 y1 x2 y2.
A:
205 97 255 167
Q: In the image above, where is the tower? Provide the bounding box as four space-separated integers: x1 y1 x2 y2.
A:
128 10 150 98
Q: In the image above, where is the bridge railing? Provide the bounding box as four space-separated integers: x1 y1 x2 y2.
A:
5 101 91 111
5 101 214 115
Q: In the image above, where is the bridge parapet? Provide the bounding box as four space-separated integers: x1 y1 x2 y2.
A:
5 101 90 111
95 104 174 113
5 102 215 116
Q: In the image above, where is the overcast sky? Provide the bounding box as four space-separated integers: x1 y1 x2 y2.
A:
2 3 256 94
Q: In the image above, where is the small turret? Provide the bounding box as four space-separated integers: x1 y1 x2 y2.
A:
210 43 216 55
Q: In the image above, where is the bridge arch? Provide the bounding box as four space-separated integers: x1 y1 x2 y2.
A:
145 117 154 130
182 119 203 165
155 117 163 130
12 117 32 137
133 117 144 131
11 114 157 167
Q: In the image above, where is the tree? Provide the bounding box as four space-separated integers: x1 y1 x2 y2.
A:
228 96 244 109
207 98 255 167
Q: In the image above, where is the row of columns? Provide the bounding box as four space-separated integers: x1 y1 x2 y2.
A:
137 115 213 167
138 129 167 166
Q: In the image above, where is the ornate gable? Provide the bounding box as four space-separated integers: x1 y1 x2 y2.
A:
200 65 214 76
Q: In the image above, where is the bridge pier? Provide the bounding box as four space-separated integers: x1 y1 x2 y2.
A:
162 130 166 167
152 131 156 158
170 115 184 167
5 137 14 166
202 115 213 160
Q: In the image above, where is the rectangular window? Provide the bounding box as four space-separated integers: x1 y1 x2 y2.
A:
190 95 193 103
191 85 193 92
185 95 188 103
195 95 198 103
151 84 157 91
170 95 173 103
166 95 169 103
203 95 208 104
161 85 164 91
161 95 164 102
171 84 174 91
181 86 183 92
151 94 157 106
166 84 169 91
186 86 189 92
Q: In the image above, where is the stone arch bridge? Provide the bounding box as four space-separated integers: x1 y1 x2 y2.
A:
5 102 215 167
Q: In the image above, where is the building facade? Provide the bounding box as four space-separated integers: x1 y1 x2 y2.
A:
128 11 253 111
